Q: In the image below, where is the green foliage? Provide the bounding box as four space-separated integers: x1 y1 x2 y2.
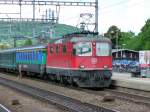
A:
104 25 121 48
125 36 142 50
126 18 150 50
24 38 33 46
144 41 150 50
0 21 80 48
0 43 10 49
105 18 150 50
120 31 134 43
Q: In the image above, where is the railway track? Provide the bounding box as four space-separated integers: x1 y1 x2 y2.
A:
0 77 117 112
2 72 150 106
0 104 11 112
47 79 150 107
1 72 150 111
104 89 150 106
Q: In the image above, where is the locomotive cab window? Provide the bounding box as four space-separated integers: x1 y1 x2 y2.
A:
96 43 111 56
50 46 54 54
56 45 59 54
63 45 67 54
74 42 92 56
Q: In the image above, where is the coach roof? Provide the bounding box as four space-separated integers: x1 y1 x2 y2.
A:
0 45 47 53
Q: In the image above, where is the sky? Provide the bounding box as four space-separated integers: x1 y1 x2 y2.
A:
0 0 150 34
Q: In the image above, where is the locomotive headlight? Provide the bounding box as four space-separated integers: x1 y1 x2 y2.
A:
79 65 85 69
92 42 96 46
104 65 108 69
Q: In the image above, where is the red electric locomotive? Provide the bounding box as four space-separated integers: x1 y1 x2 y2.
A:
46 32 112 87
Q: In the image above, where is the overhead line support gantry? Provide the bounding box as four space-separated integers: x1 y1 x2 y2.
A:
0 0 98 32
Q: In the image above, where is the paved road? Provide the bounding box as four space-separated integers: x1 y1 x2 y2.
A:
0 104 11 112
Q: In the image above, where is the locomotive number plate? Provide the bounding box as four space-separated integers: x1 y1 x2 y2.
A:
91 58 97 64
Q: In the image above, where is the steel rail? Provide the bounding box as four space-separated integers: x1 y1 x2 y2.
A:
105 89 150 106
0 104 11 112
0 77 117 112
1 72 150 108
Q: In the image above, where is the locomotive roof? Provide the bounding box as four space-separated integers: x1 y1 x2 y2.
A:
0 48 16 53
53 35 111 44
70 35 111 43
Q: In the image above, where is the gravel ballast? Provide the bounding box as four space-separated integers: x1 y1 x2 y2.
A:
0 73 150 112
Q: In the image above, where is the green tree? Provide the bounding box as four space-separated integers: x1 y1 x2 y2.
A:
105 18 150 50
24 38 32 46
122 19 150 50
104 25 121 48
119 31 135 49
139 19 150 50
125 36 142 50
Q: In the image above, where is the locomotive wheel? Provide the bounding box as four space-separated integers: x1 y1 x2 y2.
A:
66 76 72 85
42 74 48 80
72 77 78 87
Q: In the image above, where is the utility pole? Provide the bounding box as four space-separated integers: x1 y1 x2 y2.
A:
49 9 51 21
32 0 35 37
33 0 35 21
56 5 60 23
46 9 48 22
95 0 98 33
14 37 16 47
19 0 22 20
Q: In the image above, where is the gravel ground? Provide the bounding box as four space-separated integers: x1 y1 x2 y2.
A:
0 84 68 112
115 87 150 97
0 73 150 112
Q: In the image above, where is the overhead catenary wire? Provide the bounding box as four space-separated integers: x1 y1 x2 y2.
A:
100 0 146 15
61 0 146 22
101 0 130 9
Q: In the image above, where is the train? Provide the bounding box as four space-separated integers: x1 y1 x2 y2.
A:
0 32 112 88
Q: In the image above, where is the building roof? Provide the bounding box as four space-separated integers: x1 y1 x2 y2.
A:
112 49 139 53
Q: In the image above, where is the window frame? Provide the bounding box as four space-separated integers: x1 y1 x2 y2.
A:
50 46 54 54
74 42 92 56
62 45 67 54
96 42 111 56
56 45 59 54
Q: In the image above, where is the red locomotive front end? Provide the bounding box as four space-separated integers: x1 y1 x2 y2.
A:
71 37 112 87
46 32 112 87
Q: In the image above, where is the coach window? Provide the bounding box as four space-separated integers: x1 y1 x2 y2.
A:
50 46 54 54
28 52 30 60
25 53 27 61
30 52 32 60
35 51 37 61
32 52 34 60
34 52 36 60
28 52 29 61
63 45 67 54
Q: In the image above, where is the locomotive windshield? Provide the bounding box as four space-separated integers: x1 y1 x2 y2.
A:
74 42 92 56
96 43 111 56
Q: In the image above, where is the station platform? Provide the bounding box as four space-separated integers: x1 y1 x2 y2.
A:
112 72 150 92
0 104 11 112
